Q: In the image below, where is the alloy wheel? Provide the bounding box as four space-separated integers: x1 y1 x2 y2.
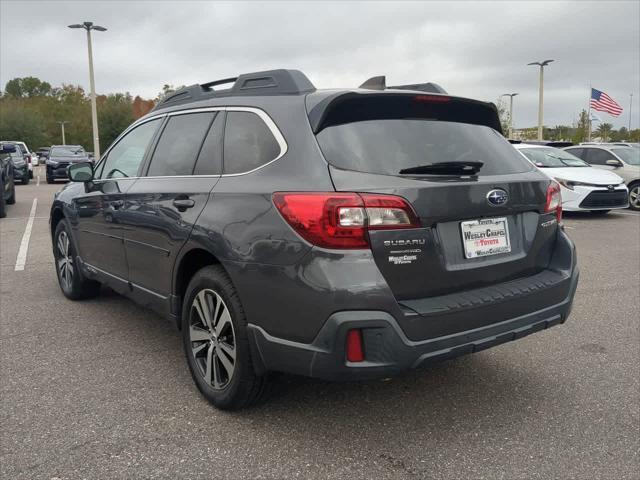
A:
56 231 74 290
189 289 236 389
629 185 640 210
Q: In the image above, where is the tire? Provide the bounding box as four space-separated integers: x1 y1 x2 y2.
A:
182 265 267 410
628 183 640 211
46 175 54 184
29 170 33 179
0 181 6 218
6 180 15 205
53 220 101 300
22 175 30 185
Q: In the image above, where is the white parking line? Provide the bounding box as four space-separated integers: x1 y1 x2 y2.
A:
15 198 38 271
37 174 40 186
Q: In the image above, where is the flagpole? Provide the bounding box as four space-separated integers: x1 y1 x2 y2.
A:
587 84 592 142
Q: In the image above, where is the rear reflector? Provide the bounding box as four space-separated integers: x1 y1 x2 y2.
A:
272 192 419 249
545 181 562 223
346 329 365 362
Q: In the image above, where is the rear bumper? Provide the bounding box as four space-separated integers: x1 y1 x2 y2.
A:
248 231 579 381
249 267 578 381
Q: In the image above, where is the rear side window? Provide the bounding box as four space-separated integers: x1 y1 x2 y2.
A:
223 111 280 174
147 112 215 176
193 112 224 175
316 119 533 176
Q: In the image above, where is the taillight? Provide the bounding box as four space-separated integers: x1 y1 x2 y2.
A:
272 192 420 249
545 181 562 223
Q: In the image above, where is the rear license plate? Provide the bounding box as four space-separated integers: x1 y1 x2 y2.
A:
460 217 511 259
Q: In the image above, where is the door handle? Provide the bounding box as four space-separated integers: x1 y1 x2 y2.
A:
173 198 195 210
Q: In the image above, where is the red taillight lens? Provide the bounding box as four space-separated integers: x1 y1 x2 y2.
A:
272 192 420 249
346 329 364 362
545 182 562 223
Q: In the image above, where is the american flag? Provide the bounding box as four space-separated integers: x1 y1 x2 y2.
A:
590 88 623 117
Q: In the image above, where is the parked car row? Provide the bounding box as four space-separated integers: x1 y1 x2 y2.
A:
0 143 17 218
514 144 637 212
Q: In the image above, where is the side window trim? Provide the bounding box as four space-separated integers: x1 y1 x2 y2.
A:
94 106 287 179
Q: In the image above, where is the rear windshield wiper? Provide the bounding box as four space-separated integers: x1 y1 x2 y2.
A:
399 161 484 175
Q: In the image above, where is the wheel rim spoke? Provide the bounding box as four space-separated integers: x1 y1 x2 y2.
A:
212 351 222 388
192 341 209 356
204 343 214 385
215 308 231 337
217 344 235 379
218 340 236 361
190 325 210 342
57 234 66 256
193 291 209 329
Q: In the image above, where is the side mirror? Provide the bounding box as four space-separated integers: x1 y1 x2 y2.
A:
68 162 94 182
0 144 16 154
605 159 622 167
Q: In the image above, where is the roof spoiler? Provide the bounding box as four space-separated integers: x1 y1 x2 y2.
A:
359 75 448 94
153 69 316 111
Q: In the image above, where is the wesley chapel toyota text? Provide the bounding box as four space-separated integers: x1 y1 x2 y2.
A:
49 70 579 409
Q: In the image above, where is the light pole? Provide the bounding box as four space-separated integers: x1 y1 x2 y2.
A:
68 21 107 159
57 121 69 145
501 93 518 139
528 59 554 141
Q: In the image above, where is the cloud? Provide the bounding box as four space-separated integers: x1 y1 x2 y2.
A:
1 0 638 128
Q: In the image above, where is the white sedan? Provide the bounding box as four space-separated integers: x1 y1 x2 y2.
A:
514 144 628 213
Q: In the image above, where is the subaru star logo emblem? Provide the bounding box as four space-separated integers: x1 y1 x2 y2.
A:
487 189 508 206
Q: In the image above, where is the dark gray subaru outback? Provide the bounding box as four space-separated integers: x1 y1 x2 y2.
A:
50 69 578 409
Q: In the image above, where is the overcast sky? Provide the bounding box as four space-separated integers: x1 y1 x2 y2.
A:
1 0 639 129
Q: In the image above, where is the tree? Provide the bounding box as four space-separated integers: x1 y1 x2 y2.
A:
155 84 185 103
4 77 52 97
595 123 613 142
572 109 589 144
495 98 510 137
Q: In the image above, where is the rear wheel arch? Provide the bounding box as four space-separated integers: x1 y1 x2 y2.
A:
50 207 65 239
173 248 224 327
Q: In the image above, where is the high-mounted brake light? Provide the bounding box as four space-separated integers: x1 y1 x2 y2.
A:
545 181 562 223
413 95 451 103
272 192 420 249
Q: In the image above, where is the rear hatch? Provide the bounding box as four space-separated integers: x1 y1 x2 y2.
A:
309 92 558 300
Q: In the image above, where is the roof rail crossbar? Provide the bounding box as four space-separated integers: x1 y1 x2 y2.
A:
201 77 238 90
152 69 316 111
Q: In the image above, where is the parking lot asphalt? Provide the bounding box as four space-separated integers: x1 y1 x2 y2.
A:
1 166 639 480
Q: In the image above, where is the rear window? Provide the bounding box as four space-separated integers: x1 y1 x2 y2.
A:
316 119 533 176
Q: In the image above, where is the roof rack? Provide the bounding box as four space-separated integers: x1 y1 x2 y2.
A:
359 76 448 94
153 69 316 111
